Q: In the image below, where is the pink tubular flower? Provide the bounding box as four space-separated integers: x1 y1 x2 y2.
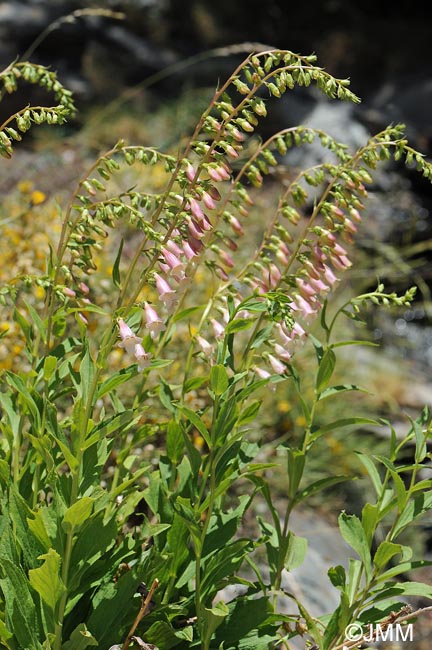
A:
254 366 271 380
117 318 142 354
161 248 186 274
269 264 281 287
196 335 213 356
208 166 223 182
64 287 76 298
274 343 292 362
330 253 352 270
323 264 338 286
267 353 286 375
134 343 152 371
186 216 205 239
78 282 90 294
296 278 316 299
210 318 225 340
144 302 165 338
190 198 205 220
202 191 216 210
217 249 235 268
295 295 317 319
185 162 196 182
227 215 244 236
166 239 183 256
308 277 330 293
183 239 199 260
154 273 177 306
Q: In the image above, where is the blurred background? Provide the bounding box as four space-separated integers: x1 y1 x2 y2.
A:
1 1 432 641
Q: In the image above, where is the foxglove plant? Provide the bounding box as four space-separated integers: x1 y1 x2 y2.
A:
0 50 431 650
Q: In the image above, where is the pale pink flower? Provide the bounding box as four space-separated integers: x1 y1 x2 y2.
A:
276 323 294 346
166 239 183 256
185 162 196 182
214 265 229 281
210 318 225 340
186 216 205 239
269 264 281 287
79 282 90 294
227 215 244 236
64 287 76 298
134 343 152 371
154 273 177 306
323 264 338 286
117 318 141 354
183 240 199 260
295 295 317 318
292 322 306 338
161 248 186 274
268 353 286 375
217 249 235 268
274 343 292 362
331 254 352 270
144 302 165 338
190 198 205 220
208 167 223 182
226 144 239 158
196 335 213 356
202 191 216 210
296 278 316 298
308 277 329 293
349 208 362 223
254 366 271 380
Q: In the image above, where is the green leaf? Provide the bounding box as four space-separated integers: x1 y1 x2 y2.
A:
284 532 307 570
96 367 135 399
213 596 277 650
369 580 432 601
62 623 98 649
166 420 184 464
172 305 204 323
355 452 383 496
28 548 66 613
62 497 94 534
226 318 253 334
296 475 351 503
43 355 57 381
316 348 336 392
200 540 253 600
361 503 380 546
112 238 124 288
373 541 404 569
210 364 229 395
328 565 346 589
238 400 261 426
179 405 211 447
13 307 31 344
318 384 367 401
338 512 371 578
24 299 47 344
311 417 381 441
392 490 432 537
0 559 41 649
203 601 229 644
79 345 95 406
287 448 305 500
347 558 362 605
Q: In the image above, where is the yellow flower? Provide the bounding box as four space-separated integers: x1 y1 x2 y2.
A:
30 190 46 206
17 180 33 194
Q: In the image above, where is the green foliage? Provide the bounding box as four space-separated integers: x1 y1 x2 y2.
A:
0 47 432 650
